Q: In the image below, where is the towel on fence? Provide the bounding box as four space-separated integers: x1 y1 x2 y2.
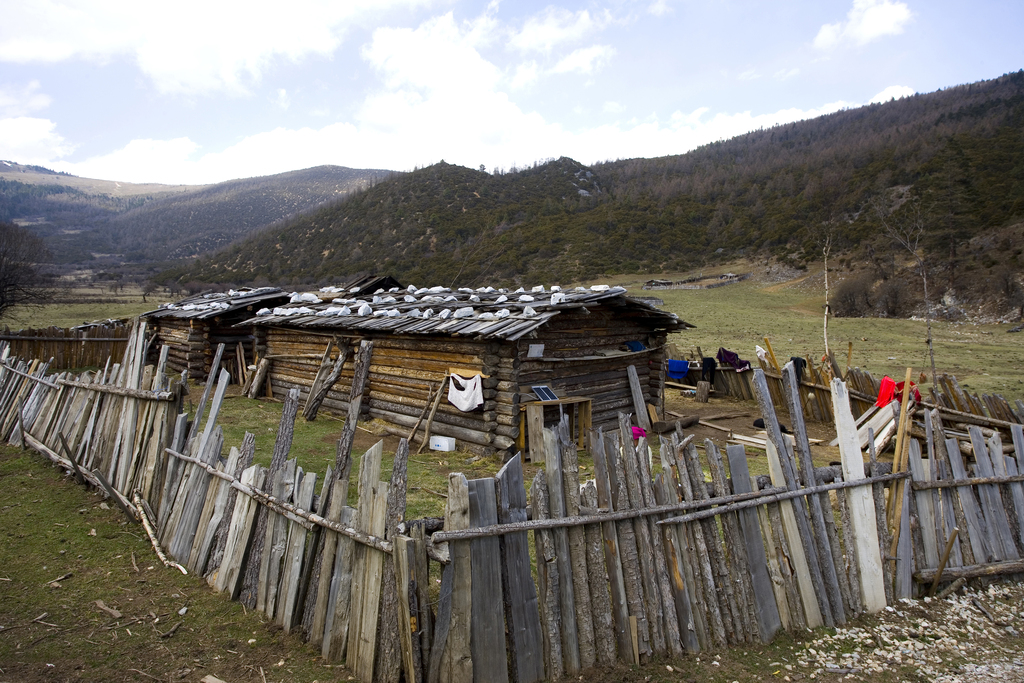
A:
790 356 807 382
667 359 690 380
755 345 768 364
716 347 751 372
448 373 484 411
701 357 717 385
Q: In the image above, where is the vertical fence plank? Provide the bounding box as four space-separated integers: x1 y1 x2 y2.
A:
831 379 887 612
590 432 633 662
496 455 545 683
542 427 581 673
726 444 782 643
467 477 509 683
530 471 563 680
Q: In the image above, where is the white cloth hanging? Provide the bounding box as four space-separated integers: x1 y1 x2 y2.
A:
447 373 484 411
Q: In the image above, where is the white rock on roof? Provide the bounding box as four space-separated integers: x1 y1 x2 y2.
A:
496 309 511 318
439 309 452 319
404 295 417 302
523 306 537 317
453 307 475 318
518 295 534 302
590 284 610 292
469 295 480 302
531 285 545 293
407 284 417 293
357 303 373 316
257 308 271 315
495 294 508 303
551 292 566 305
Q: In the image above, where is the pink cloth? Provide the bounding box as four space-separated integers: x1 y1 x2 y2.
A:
631 426 647 440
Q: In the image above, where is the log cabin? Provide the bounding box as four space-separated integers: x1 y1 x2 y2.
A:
143 287 290 382
243 284 692 458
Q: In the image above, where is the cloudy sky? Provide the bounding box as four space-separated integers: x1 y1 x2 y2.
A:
0 0 1020 185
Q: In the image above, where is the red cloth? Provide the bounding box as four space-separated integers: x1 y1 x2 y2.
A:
895 380 921 404
876 376 896 407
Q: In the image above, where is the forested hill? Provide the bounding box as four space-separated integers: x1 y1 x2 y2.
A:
0 165 387 265
172 70 1024 288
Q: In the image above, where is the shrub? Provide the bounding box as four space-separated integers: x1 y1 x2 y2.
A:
833 275 873 317
876 278 911 317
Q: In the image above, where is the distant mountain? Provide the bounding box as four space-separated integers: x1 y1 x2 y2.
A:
169 71 1024 290
0 164 389 266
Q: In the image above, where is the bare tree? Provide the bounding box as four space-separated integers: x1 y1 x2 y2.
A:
818 219 838 358
873 198 939 386
0 221 58 317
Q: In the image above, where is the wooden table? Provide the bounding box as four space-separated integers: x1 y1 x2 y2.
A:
517 396 592 460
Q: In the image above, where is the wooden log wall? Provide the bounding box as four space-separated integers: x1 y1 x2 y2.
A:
258 306 671 457
150 317 257 385
522 310 666 430
150 317 208 381
1 323 130 370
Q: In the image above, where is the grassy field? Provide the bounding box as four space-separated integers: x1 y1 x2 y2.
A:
613 264 1024 400
0 283 158 331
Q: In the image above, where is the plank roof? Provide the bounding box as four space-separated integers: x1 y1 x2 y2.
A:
142 287 290 321
242 284 692 341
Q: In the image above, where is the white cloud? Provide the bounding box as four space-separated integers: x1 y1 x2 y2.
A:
870 84 914 103
0 0 431 95
0 80 52 117
774 68 800 80
274 89 291 110
551 45 615 75
814 0 912 50
34 8 881 185
510 62 540 89
363 12 502 95
0 117 75 164
508 7 608 53
648 0 672 17
737 69 760 81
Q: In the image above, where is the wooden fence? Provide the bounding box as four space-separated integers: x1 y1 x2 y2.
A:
0 322 131 371
4 326 1024 682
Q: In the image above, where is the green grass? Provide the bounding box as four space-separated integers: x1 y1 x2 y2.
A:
0 445 332 683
